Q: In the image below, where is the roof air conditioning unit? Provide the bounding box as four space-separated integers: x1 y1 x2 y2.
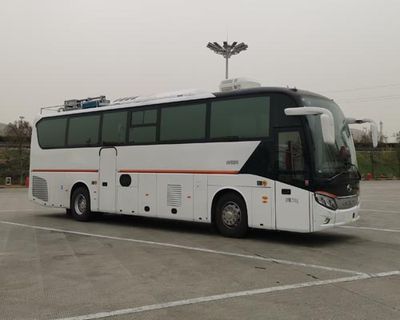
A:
219 77 261 92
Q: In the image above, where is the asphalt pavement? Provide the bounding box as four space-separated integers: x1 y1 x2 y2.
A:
0 181 399 319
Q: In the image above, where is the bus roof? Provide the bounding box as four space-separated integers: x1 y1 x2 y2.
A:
212 87 329 99
37 87 331 120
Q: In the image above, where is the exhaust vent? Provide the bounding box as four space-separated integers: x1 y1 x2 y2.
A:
167 184 182 207
32 176 48 202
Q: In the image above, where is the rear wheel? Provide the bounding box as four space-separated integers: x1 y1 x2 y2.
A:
215 192 248 238
71 187 92 221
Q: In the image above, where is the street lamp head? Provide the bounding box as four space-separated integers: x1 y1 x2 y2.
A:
231 42 248 55
207 42 225 55
206 40 248 79
207 41 248 57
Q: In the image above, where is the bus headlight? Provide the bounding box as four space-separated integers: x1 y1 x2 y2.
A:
315 192 337 210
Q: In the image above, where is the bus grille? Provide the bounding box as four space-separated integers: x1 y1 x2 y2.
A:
167 184 182 207
336 195 359 209
32 176 48 202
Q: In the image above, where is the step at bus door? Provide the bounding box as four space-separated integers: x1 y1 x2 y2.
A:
99 147 117 213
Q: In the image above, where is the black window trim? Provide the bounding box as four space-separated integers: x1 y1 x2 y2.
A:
128 107 158 145
159 102 208 143
101 109 129 146
36 93 276 149
209 95 271 141
130 108 158 127
66 113 102 148
36 115 69 150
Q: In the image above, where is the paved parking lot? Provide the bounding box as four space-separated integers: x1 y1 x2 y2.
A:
0 181 399 319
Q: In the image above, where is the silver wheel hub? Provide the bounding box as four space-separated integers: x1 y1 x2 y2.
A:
74 194 87 215
221 202 241 228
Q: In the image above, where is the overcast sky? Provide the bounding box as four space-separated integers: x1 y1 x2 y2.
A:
1 0 399 138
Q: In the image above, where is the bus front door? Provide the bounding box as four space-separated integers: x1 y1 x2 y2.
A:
99 147 117 213
274 128 311 232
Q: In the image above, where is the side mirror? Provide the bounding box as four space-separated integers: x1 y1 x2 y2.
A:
285 107 335 145
346 118 379 148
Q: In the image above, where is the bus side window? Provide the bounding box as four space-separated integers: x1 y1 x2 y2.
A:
278 131 305 184
67 114 101 147
210 96 270 140
101 111 128 145
129 110 157 144
37 117 67 148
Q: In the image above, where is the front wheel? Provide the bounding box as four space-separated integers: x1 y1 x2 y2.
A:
71 187 92 221
215 193 248 238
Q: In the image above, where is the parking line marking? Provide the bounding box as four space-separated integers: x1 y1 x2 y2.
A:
340 226 400 233
0 220 364 275
360 209 400 214
55 271 400 320
0 209 40 213
361 199 397 204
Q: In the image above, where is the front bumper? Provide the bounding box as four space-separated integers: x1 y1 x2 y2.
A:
313 199 360 231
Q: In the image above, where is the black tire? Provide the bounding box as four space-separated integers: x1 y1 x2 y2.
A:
66 208 72 217
215 192 248 238
70 186 92 221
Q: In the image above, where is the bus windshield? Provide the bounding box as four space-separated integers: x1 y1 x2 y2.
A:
301 95 357 178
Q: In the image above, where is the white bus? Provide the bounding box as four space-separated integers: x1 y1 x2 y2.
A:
29 79 377 237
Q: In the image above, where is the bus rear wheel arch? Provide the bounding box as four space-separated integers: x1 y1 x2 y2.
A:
70 184 92 221
212 190 248 238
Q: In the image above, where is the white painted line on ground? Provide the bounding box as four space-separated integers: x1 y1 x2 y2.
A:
340 225 400 233
0 209 62 214
361 199 397 204
55 271 400 320
360 209 400 214
0 209 39 213
0 220 364 275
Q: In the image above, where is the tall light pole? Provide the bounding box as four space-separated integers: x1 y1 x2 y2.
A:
207 41 248 79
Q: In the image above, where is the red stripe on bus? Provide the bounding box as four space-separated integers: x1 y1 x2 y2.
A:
118 169 239 175
31 169 98 173
315 191 337 198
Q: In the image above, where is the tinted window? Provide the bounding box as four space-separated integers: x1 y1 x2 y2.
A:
37 117 67 148
160 104 206 141
278 131 305 185
129 126 156 143
68 114 100 146
210 97 270 139
101 111 127 145
131 109 157 125
129 109 157 144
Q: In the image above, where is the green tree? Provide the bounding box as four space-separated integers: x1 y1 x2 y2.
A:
5 118 32 185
